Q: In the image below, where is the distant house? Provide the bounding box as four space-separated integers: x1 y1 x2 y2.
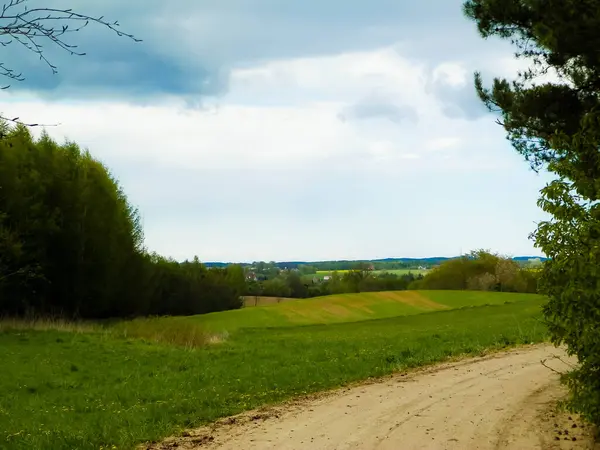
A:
246 272 258 281
323 276 331 281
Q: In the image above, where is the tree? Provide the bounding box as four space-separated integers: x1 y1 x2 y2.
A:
464 0 600 427
410 250 536 293
340 262 373 293
0 0 140 126
494 258 521 292
225 264 246 299
466 272 496 291
261 277 292 298
0 125 143 317
298 264 316 275
321 271 340 294
0 124 245 318
285 270 308 298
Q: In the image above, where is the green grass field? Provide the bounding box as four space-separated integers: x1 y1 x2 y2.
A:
187 290 544 332
1 292 548 450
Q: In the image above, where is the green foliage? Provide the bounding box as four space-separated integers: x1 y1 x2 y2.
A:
261 277 292 298
361 271 418 292
247 267 420 299
464 0 600 427
341 265 373 293
410 250 538 293
0 124 242 318
0 298 547 450
285 270 308 298
298 264 317 275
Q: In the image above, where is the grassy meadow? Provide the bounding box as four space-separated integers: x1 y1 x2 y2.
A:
1 291 548 450
192 290 543 332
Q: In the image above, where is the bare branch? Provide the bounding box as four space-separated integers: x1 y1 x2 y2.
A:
0 114 59 127
540 358 566 375
556 356 577 369
540 354 577 375
0 0 141 80
0 0 141 130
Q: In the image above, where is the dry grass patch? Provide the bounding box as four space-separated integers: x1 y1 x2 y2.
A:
243 296 295 307
384 291 449 310
0 316 221 349
110 318 214 348
0 316 99 333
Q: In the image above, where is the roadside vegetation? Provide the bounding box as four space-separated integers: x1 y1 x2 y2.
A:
465 0 600 430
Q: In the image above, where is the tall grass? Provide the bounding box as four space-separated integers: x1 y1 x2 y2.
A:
110 317 226 348
0 316 222 349
0 316 100 333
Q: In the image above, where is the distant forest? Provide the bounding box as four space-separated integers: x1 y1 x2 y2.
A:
204 256 548 271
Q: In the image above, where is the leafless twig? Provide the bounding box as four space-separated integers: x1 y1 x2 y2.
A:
556 355 577 369
0 0 140 130
0 113 59 127
540 354 576 375
0 0 141 81
541 358 565 374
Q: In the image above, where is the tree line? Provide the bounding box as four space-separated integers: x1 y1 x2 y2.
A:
213 257 544 276
244 251 539 299
0 124 243 319
246 268 422 299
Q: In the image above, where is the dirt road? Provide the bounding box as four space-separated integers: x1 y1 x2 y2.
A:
151 345 599 450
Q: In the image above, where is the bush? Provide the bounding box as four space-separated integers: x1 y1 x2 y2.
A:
409 250 538 294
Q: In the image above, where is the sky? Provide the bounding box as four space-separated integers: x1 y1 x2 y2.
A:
1 0 553 262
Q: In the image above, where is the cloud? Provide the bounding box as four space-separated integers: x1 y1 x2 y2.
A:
423 56 566 122
426 137 462 152
2 43 550 261
2 0 517 101
338 96 418 124
424 62 490 121
0 2 552 261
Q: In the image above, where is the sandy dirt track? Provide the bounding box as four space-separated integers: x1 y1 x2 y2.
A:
149 345 599 450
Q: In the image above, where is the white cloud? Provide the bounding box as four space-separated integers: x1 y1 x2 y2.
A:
432 62 469 87
2 43 549 261
426 137 462 152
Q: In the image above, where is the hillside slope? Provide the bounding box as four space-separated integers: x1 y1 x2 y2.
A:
185 290 544 332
